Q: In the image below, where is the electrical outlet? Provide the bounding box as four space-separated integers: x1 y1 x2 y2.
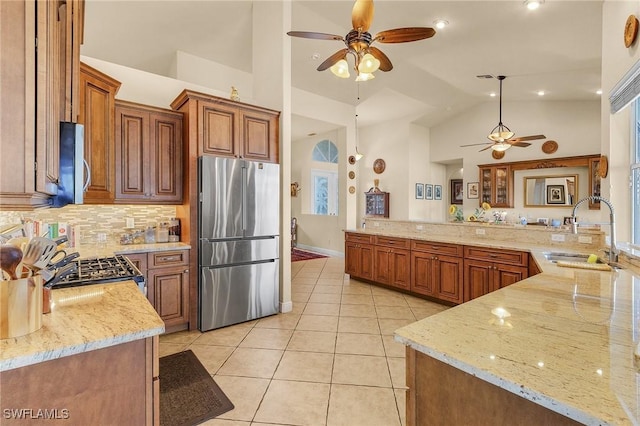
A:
475 228 485 235
551 234 565 242
125 217 135 228
373 222 380 227
416 225 424 230
578 236 593 244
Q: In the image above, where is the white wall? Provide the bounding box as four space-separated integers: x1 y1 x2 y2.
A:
601 0 640 243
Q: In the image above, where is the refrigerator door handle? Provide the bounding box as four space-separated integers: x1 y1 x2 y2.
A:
241 164 247 235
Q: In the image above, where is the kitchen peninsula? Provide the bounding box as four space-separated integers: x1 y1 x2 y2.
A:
345 220 638 425
0 281 164 425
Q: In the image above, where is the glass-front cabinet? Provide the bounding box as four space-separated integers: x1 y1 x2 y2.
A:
365 189 390 218
479 165 512 208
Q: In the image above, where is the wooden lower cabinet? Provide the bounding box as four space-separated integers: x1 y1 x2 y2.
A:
345 233 375 281
0 336 159 425
126 250 190 333
405 347 580 426
411 251 463 304
463 246 528 302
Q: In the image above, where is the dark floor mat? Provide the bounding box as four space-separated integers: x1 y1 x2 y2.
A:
159 350 234 426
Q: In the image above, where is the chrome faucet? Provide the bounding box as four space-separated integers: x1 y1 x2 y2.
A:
571 196 618 263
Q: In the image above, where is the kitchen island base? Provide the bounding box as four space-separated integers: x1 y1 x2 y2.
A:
406 348 581 426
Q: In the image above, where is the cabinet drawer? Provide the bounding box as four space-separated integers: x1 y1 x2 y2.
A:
412 240 463 257
345 232 374 244
375 236 410 249
463 246 527 266
148 250 189 268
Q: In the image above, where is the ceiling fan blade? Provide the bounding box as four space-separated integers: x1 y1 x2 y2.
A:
352 0 374 32
317 48 349 71
511 141 532 148
373 27 436 44
460 142 492 148
368 46 393 71
479 145 494 152
287 31 344 41
508 134 546 142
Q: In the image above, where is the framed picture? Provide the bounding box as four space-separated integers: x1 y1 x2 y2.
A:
563 216 574 226
435 185 442 200
537 218 549 225
546 185 566 204
415 183 424 199
467 182 479 199
425 184 433 200
450 179 463 205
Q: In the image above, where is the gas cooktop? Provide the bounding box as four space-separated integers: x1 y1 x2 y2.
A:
50 254 144 289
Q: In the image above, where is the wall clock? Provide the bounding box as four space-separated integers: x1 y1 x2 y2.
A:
625 14 638 48
373 158 386 174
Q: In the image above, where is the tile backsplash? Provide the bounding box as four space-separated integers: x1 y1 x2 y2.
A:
0 205 176 245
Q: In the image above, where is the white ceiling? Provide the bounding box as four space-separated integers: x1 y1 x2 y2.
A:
82 0 603 141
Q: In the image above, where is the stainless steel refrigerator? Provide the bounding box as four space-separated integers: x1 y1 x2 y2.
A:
198 155 280 331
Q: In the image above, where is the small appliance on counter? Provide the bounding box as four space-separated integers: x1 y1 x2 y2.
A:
198 156 280 331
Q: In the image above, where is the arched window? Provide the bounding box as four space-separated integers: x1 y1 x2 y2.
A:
312 140 338 163
311 140 339 215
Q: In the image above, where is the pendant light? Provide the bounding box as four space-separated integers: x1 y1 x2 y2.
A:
488 75 515 148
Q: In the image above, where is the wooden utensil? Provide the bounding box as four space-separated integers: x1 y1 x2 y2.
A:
0 244 23 280
22 237 57 272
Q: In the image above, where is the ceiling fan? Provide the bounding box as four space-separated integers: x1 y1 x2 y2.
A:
460 75 546 152
287 0 436 81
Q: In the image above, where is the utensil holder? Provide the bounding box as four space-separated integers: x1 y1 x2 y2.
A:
0 275 43 339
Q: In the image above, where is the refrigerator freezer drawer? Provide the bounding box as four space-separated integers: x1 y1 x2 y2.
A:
200 237 279 267
199 260 279 331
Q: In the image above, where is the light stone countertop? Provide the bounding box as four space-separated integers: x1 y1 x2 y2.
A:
0 281 165 372
354 227 640 425
71 241 191 259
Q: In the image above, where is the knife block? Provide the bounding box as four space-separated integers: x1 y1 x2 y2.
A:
0 275 43 339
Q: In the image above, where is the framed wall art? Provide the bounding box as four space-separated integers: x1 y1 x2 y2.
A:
467 182 479 199
425 184 433 200
434 185 442 200
415 183 424 199
451 179 463 204
546 185 566 204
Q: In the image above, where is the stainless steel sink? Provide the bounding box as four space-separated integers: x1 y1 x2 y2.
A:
543 252 605 264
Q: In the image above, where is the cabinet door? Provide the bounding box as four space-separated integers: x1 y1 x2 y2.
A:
115 106 148 199
199 101 239 157
374 247 392 285
241 109 278 162
491 264 528 292
79 62 120 203
148 266 189 329
435 255 463 304
464 259 492 302
411 252 437 297
149 112 182 202
345 242 361 277
390 249 411 290
125 253 148 277
358 244 374 281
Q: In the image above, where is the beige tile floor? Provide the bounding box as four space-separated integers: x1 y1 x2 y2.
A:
159 256 449 426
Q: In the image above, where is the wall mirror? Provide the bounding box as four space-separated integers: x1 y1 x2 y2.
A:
523 174 578 207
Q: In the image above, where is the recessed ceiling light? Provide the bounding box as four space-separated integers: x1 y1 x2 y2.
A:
524 0 543 10
596 89 603 95
311 53 320 60
537 91 545 96
433 19 448 29
489 92 497 97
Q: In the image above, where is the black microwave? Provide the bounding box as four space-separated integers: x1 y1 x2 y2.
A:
51 122 87 207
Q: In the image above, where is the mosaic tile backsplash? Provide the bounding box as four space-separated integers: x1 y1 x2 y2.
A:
0 205 176 245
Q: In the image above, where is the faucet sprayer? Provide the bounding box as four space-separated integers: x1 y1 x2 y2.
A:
571 196 618 263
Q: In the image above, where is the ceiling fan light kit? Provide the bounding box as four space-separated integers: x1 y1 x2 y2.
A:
288 0 435 81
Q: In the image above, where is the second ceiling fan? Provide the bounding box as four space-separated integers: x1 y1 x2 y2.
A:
461 75 545 152
287 0 436 80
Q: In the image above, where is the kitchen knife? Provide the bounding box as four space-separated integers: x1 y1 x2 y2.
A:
44 262 78 288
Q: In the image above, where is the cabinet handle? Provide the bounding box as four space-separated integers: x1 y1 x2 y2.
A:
489 254 498 258
183 269 189 273
160 256 180 262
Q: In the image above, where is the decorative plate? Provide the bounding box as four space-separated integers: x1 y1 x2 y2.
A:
348 171 356 179
348 155 356 165
348 186 356 194
373 158 386 174
597 155 609 178
542 140 558 154
625 14 639 48
492 150 505 160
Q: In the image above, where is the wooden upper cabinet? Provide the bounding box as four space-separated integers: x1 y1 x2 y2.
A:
79 62 121 203
115 100 183 204
0 0 84 210
171 89 280 163
479 164 512 208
